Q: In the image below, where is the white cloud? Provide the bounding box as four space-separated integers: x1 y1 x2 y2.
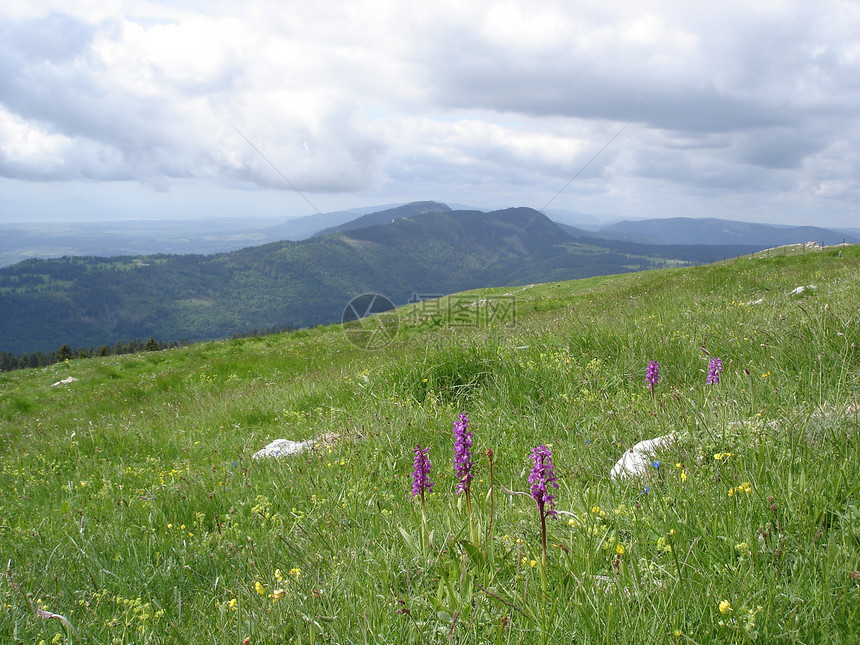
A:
0 0 858 226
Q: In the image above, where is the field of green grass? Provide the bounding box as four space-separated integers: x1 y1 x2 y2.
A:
1 246 859 643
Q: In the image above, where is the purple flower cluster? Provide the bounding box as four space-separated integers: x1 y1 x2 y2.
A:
707 357 723 385
411 445 434 498
645 360 660 390
528 445 559 518
453 413 473 495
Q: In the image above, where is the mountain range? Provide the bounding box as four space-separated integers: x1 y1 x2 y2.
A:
0 205 769 355
596 217 858 246
3 204 857 269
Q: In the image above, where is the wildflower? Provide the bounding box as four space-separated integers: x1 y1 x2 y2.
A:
645 360 660 390
529 445 559 574
270 589 286 601
254 581 265 595
729 482 753 497
719 599 732 615
616 543 625 555
652 460 661 470
274 569 284 582
410 445 434 500
528 445 559 518
680 470 687 482
289 568 301 580
452 414 473 495
707 357 723 385
227 598 237 611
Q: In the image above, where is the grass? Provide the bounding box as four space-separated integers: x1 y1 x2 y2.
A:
1 246 859 643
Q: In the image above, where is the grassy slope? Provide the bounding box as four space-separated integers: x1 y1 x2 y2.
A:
1 247 859 643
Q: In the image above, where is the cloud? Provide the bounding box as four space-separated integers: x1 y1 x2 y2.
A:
0 0 858 226
0 6 389 191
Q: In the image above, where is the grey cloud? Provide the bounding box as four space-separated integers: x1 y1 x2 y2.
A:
0 1 857 226
0 12 383 191
4 12 96 64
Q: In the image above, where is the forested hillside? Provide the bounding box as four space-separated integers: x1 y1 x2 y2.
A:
1 208 762 355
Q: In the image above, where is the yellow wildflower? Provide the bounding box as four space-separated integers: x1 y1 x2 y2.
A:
270 588 286 601
227 598 237 611
254 581 266 595
729 482 753 497
289 568 301 580
616 543 625 555
719 599 732 615
274 569 284 582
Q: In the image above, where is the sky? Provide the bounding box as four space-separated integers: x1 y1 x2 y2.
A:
1 0 858 228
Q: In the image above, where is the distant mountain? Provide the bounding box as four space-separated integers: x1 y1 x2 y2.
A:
311 201 451 237
553 222 603 239
544 208 623 230
600 217 859 246
0 204 406 268
262 203 403 240
0 204 763 355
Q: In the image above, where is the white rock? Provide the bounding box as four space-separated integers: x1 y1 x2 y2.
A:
789 285 816 295
252 438 315 459
610 434 675 481
51 376 79 387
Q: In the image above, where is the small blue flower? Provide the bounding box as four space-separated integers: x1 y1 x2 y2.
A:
585 440 591 445
652 460 661 469
640 486 650 495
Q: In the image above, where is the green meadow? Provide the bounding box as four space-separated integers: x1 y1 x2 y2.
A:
1 246 859 643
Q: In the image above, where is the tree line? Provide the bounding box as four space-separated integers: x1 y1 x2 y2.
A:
0 336 187 373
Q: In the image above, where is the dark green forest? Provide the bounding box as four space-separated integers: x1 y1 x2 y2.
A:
1 208 762 359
